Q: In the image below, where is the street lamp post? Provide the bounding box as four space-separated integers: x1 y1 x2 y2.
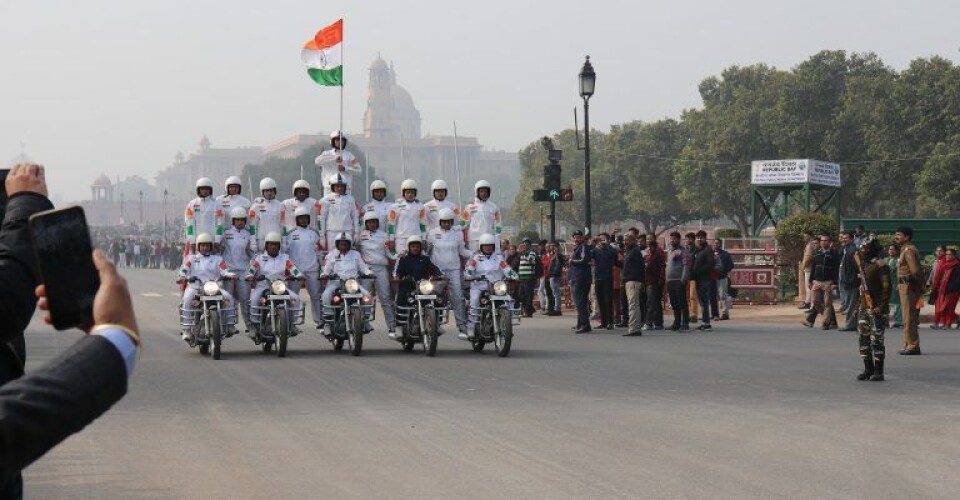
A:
579 55 596 236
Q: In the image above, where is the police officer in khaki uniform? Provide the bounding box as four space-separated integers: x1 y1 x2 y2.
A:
798 231 816 310
895 226 923 355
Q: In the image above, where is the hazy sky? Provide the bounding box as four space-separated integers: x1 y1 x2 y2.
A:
2 0 958 201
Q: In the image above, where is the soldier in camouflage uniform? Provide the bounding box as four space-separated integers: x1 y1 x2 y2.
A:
854 238 891 382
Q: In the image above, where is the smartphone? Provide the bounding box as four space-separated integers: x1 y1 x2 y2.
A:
0 169 8 222
29 206 99 330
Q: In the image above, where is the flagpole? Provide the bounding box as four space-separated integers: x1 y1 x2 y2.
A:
453 121 463 210
400 132 407 179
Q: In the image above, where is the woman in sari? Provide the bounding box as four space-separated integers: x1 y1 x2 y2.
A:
930 248 960 329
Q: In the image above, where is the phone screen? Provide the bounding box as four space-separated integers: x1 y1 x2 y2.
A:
29 206 99 330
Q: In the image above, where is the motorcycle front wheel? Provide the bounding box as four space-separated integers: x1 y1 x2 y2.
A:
349 307 363 356
423 308 438 357
495 309 513 357
210 313 221 360
276 310 288 358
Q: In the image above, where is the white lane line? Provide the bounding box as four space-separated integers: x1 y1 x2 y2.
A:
170 292 181 297
141 293 163 297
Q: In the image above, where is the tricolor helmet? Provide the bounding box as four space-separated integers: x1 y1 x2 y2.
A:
431 179 448 192
264 232 282 244
370 179 387 193
229 207 248 220
400 179 418 193
292 179 311 194
330 130 348 147
195 177 214 195
259 177 277 192
329 173 347 187
224 175 243 192
438 208 455 222
478 234 497 247
196 233 215 245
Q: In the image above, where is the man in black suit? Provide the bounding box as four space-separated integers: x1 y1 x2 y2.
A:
0 164 140 497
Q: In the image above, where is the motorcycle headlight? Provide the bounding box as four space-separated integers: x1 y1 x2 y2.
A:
345 278 360 293
418 279 434 295
271 280 287 295
202 281 220 296
493 280 508 296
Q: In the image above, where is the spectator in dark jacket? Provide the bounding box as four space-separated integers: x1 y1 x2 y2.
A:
569 231 593 333
643 235 666 330
546 242 565 316
839 230 862 331
621 233 645 336
691 231 716 331
712 239 735 320
804 234 842 329
592 233 618 329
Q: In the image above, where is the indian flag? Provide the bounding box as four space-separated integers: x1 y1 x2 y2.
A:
301 19 343 86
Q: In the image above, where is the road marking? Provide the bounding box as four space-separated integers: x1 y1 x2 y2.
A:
141 293 163 297
170 292 181 297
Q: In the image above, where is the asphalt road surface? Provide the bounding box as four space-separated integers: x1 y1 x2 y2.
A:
22 269 960 499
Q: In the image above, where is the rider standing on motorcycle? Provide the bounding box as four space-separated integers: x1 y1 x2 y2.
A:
319 232 374 335
221 207 254 332
393 235 444 339
423 179 460 230
319 173 359 254
184 177 220 253
282 180 321 235
314 131 362 196
463 233 518 340
284 207 324 330
356 212 397 334
360 180 391 231
245 232 303 338
387 179 426 256
178 233 238 341
248 177 286 253
217 175 251 236
461 180 502 253
427 208 472 336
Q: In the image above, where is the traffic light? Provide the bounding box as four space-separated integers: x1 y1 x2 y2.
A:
543 164 562 191
533 188 574 202
560 188 574 201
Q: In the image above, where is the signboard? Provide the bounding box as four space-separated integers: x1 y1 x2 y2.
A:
728 268 776 289
751 159 841 187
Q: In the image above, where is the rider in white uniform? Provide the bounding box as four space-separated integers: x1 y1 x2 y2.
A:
221 207 254 331
427 208 473 335
216 175 251 236
314 131 362 196
178 233 238 341
423 179 461 231
387 179 426 256
356 212 396 333
360 179 391 232
248 177 286 253
463 234 518 339
283 207 324 329
319 173 359 253
461 180 502 253
245 232 303 338
184 177 220 252
282 179 321 235
319 232 373 336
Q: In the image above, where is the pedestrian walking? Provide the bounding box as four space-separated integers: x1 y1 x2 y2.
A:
803 234 841 329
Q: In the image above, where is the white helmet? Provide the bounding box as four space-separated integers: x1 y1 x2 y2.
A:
407 235 423 248
438 208 456 221
431 179 448 192
229 207 248 220
363 212 380 225
400 179 418 192
370 179 387 192
196 233 214 245
330 130 347 147
334 232 352 247
294 206 311 218
264 232 282 244
329 173 347 187
259 177 277 192
478 234 497 247
224 175 242 191
292 179 311 194
195 177 213 194
474 179 491 193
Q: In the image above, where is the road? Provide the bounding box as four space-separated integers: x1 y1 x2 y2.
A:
22 269 960 499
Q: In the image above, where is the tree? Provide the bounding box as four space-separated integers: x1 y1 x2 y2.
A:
916 137 960 216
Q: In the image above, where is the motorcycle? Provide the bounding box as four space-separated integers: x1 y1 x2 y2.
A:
320 274 375 356
465 275 521 357
249 275 304 357
394 276 449 356
179 277 237 360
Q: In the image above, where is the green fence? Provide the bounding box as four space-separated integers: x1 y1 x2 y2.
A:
843 218 960 255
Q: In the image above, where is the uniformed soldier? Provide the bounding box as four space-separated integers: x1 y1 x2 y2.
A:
319 173 359 253
423 179 460 231
426 208 472 335
216 175 251 236
184 177 220 253
854 238 891 381
248 177 286 253
314 131 362 196
461 180 502 253
221 207 254 331
387 179 426 256
283 207 324 329
360 179 391 231
895 226 924 355
356 212 396 334
282 179 321 235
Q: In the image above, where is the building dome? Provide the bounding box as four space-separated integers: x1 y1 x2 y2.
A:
92 173 112 188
